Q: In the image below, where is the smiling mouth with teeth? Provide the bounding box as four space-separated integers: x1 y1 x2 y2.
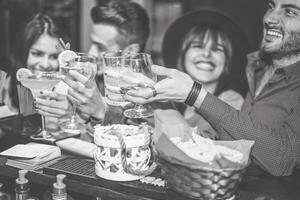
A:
264 28 284 42
267 30 283 37
263 28 283 43
194 61 215 71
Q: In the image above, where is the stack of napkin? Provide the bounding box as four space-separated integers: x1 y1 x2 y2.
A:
0 143 61 170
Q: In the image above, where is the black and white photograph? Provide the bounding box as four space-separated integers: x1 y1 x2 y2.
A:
0 0 299 199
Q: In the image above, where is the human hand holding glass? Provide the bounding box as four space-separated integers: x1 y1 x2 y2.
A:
63 69 106 122
16 69 62 140
104 52 157 118
123 53 157 118
102 50 134 107
34 91 71 119
122 65 195 105
59 52 97 133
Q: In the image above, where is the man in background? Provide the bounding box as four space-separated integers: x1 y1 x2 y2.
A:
64 0 150 125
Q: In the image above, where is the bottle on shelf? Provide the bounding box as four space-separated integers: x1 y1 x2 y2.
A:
51 174 67 200
15 170 30 200
0 183 12 200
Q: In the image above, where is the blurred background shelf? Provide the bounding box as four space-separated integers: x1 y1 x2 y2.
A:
0 0 267 68
0 0 79 72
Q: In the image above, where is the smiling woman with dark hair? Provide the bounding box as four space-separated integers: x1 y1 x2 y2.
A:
11 13 69 73
151 8 249 139
3 13 70 129
122 0 300 176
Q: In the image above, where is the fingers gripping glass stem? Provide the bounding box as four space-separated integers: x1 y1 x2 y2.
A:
122 52 156 118
59 52 97 133
16 69 61 141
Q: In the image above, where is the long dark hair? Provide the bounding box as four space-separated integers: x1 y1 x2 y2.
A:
11 13 69 71
9 13 69 111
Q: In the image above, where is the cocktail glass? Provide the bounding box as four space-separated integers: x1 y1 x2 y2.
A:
121 52 157 118
103 51 156 118
59 53 97 133
18 71 61 140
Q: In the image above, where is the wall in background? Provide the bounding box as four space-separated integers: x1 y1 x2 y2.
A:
0 0 79 72
79 0 267 65
79 0 95 53
0 0 267 70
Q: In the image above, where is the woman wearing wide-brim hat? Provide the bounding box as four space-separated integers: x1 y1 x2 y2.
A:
162 7 250 95
154 7 250 139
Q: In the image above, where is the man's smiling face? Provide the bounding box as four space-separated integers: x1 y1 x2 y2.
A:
260 0 300 57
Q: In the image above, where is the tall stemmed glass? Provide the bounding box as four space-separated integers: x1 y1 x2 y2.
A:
59 53 97 133
17 71 62 140
122 52 157 118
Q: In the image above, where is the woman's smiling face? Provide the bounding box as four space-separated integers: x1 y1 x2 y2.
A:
26 33 61 73
184 30 227 84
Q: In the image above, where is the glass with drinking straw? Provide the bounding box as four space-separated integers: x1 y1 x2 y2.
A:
59 53 97 133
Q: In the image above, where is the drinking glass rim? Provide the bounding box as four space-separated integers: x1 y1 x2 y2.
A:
102 50 151 60
74 52 96 57
18 71 62 80
69 52 97 62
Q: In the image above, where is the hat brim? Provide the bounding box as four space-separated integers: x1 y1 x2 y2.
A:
162 9 250 69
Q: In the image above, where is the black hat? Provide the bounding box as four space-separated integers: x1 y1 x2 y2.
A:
162 7 250 70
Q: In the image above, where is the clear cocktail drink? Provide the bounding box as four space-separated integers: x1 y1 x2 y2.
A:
60 57 97 81
104 67 136 107
102 51 136 107
19 74 61 98
59 53 97 134
18 71 61 140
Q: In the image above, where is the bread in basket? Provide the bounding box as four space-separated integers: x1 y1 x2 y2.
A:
156 129 254 199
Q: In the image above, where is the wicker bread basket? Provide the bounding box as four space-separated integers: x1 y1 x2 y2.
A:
159 154 246 200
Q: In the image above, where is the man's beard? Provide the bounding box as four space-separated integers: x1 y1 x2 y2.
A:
260 31 300 63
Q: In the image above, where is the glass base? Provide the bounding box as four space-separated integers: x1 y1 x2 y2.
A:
30 130 55 142
60 120 83 135
20 118 41 137
123 105 154 119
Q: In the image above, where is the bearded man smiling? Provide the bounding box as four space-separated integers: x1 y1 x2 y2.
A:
122 0 300 176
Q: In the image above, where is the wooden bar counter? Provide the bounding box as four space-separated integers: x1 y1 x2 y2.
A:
0 114 299 200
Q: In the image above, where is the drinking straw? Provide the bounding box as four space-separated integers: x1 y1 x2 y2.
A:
58 38 70 50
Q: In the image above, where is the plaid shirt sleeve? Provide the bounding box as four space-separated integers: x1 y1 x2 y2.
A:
197 92 300 176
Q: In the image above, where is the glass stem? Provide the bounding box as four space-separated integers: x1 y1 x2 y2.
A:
41 115 47 138
71 104 77 124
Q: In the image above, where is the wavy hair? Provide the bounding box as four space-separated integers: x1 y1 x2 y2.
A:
91 0 150 51
11 13 69 71
9 13 69 111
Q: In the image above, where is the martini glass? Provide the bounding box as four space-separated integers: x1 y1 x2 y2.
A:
59 53 97 134
18 71 62 141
